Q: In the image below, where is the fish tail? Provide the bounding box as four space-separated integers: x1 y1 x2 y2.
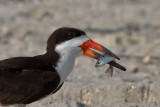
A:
105 65 113 77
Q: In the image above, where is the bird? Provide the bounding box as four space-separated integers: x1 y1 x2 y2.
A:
0 27 121 107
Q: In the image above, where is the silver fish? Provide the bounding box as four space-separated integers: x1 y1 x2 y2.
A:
95 54 126 71
95 55 114 67
92 48 126 77
95 55 115 77
95 54 126 77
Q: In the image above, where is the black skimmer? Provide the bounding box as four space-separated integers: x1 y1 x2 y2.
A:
0 27 122 107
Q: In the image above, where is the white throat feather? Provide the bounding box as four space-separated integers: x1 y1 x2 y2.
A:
54 36 89 85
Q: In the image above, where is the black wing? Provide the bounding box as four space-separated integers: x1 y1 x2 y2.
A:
0 56 62 105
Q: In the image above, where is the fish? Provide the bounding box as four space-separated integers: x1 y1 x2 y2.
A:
95 55 114 67
95 54 126 77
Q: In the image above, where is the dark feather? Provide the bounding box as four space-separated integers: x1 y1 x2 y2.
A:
0 55 62 105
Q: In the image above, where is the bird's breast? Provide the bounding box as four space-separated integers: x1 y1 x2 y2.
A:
55 51 76 85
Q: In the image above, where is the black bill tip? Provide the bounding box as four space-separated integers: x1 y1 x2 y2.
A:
109 61 126 71
120 66 126 71
102 47 120 60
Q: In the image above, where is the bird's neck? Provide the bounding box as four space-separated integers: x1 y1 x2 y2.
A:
43 45 79 85
41 50 60 67
55 48 78 85
37 49 76 85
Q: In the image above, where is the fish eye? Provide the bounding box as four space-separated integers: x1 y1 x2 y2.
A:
97 61 101 64
67 32 75 39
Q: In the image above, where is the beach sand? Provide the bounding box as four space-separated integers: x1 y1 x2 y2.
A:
0 0 160 106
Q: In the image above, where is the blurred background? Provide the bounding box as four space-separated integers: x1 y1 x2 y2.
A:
0 0 160 107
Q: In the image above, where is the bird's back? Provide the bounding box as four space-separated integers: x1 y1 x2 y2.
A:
0 56 61 105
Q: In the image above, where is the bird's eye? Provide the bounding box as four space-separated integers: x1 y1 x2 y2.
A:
67 32 75 39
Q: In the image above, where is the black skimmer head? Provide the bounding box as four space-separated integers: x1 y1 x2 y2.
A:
45 27 120 85
47 27 119 60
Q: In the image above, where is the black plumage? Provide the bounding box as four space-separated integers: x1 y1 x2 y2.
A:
0 27 85 105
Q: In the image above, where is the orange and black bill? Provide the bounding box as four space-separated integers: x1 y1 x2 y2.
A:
79 40 120 60
79 39 126 71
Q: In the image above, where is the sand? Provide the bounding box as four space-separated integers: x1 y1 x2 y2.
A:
0 0 160 106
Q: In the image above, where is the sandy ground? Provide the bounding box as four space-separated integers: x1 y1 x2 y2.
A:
0 0 160 107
